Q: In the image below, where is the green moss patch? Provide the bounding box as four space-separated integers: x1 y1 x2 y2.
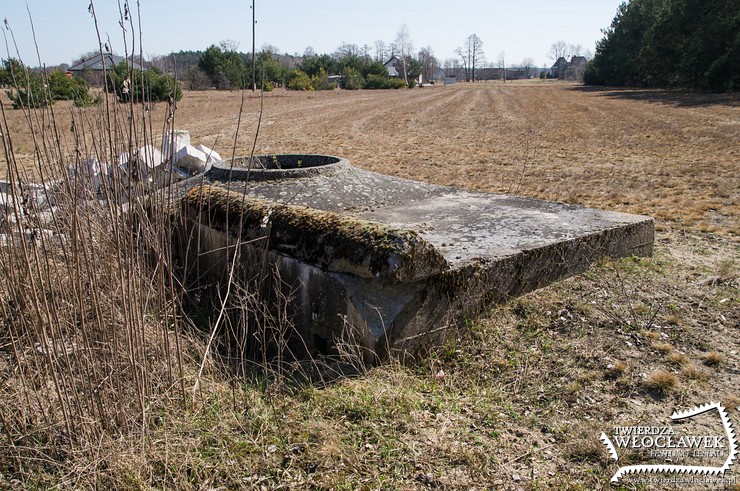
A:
183 185 448 282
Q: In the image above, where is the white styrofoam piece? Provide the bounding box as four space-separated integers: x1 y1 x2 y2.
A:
196 144 222 164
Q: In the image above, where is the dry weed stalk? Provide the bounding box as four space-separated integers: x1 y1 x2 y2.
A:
0 3 203 481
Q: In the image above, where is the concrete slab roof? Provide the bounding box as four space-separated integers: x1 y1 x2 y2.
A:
205 156 653 272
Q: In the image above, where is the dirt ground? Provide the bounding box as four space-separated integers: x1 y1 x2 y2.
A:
1 82 738 489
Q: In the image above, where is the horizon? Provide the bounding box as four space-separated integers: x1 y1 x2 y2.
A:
1 1 624 69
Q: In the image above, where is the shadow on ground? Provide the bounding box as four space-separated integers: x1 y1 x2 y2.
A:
569 85 739 108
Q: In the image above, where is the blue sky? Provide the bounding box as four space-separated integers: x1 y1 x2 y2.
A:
1 0 624 68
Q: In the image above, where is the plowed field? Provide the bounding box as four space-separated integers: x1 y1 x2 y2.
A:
4 81 738 234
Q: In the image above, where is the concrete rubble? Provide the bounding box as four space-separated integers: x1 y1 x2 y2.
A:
1 130 222 248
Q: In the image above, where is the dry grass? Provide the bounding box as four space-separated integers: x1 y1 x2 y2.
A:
701 350 725 367
644 369 679 396
681 363 710 381
604 360 627 380
651 341 674 354
666 351 689 366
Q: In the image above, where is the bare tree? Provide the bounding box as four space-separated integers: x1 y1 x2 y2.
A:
520 57 535 78
443 57 459 79
374 40 387 62
335 43 359 59
497 51 506 82
455 34 484 82
303 46 315 58
417 46 438 83
549 40 568 61
220 39 240 52
394 24 414 85
568 43 584 57
466 34 485 82
454 47 469 81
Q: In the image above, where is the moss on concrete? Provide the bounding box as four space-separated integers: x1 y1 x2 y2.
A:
183 184 448 282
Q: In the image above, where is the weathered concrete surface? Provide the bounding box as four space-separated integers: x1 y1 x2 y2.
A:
177 156 654 361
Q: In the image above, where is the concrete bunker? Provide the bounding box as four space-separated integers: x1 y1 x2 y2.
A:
175 155 654 362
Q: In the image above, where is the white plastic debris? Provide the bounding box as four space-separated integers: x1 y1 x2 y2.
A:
138 145 164 172
0 191 22 216
174 145 210 174
0 180 20 195
162 130 191 159
120 145 164 180
25 183 57 209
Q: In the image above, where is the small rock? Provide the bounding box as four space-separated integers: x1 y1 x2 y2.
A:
512 473 521 482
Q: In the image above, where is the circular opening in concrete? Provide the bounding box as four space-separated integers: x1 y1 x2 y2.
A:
208 154 350 181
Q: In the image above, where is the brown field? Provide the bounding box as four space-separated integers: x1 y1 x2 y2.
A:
5 80 737 235
1 82 738 489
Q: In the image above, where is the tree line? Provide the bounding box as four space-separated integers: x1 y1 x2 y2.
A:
3 21 597 108
164 41 409 91
584 0 739 91
158 26 430 92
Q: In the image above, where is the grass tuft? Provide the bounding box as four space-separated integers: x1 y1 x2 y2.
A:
666 352 689 366
604 360 628 380
651 341 674 354
701 351 725 367
681 364 709 381
644 369 679 396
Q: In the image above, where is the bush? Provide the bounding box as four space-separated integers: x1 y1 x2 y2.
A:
286 70 313 91
184 66 212 90
582 60 603 86
6 76 46 108
107 62 183 103
310 68 334 91
339 67 364 90
4 59 47 108
47 71 101 106
363 74 390 89
389 77 408 89
362 74 406 90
